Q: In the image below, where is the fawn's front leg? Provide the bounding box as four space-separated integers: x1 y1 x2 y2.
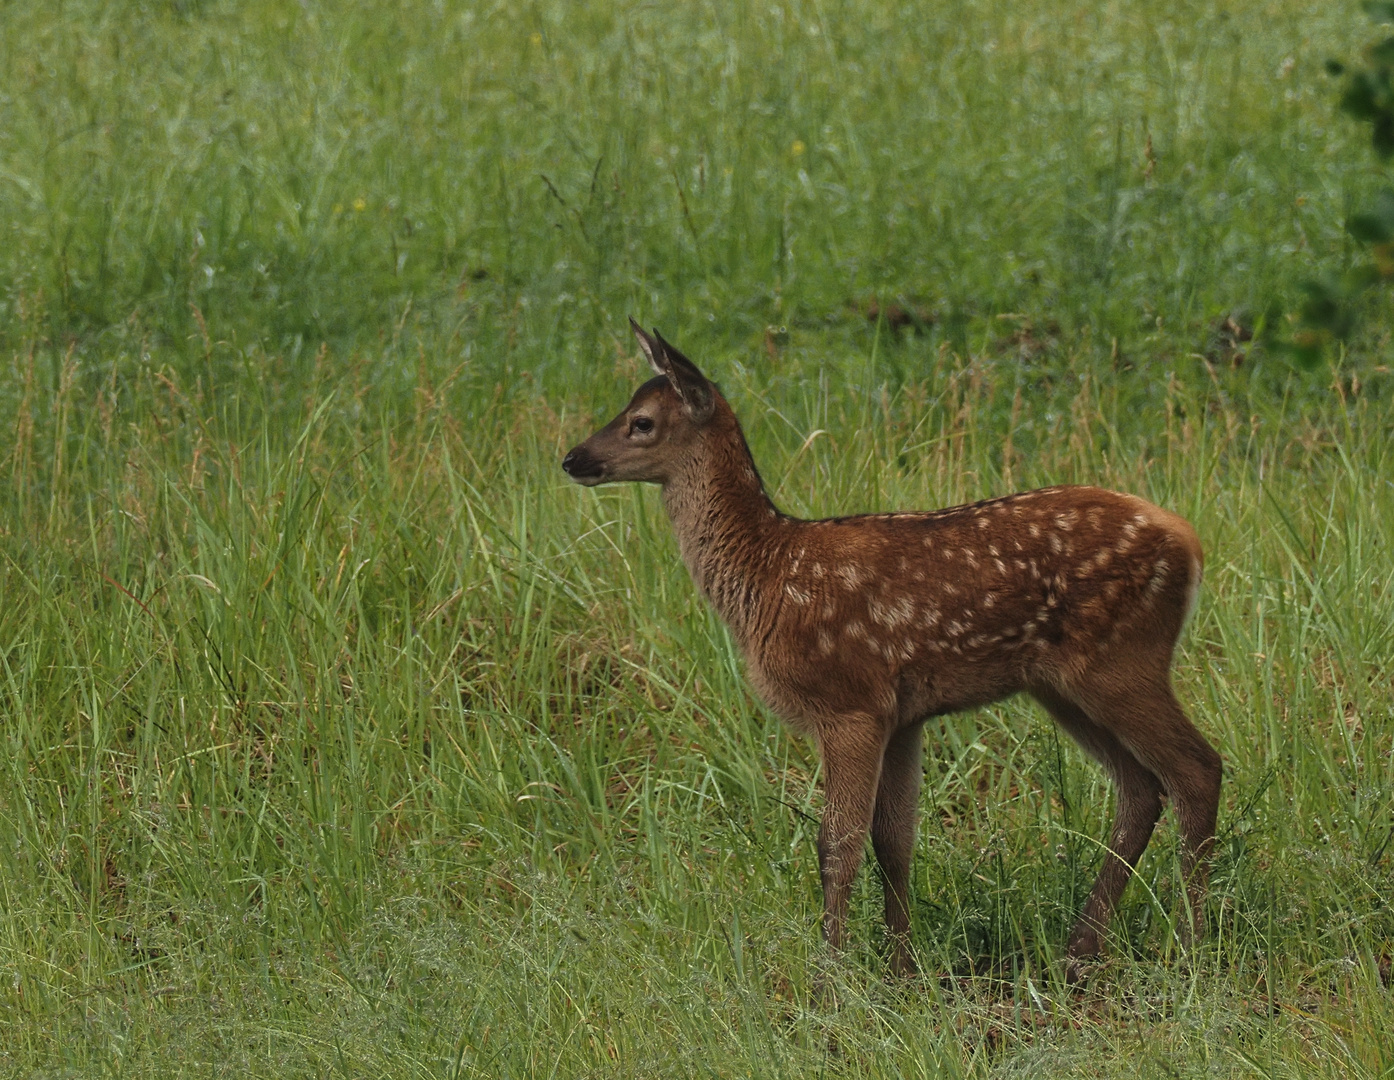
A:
872 722 925 976
816 719 885 955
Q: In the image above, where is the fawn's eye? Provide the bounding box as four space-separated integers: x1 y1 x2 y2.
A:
630 416 654 435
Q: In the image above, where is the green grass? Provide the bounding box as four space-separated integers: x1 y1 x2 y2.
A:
2 0 1393 1075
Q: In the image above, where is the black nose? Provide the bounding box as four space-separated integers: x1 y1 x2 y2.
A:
561 450 577 475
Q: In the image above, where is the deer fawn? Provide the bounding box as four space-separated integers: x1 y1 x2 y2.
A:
563 320 1221 978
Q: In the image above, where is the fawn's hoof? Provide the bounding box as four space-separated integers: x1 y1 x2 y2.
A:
887 939 919 979
1064 931 1101 986
889 954 919 979
1064 955 1100 986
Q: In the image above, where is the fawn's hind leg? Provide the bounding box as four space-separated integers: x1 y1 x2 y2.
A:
1069 679 1222 950
1034 688 1166 965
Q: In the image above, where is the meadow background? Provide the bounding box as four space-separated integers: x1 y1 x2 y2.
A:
2 0 1393 1075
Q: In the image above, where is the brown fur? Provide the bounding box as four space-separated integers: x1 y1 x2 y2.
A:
563 321 1221 977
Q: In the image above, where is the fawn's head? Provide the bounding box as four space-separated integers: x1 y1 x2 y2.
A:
562 319 717 487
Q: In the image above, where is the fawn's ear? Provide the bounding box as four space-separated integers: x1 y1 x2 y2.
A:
630 317 667 378
629 318 715 423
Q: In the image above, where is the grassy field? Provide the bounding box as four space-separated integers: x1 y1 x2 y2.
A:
2 0 1393 1075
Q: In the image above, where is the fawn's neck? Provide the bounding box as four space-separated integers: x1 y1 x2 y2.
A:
661 411 786 636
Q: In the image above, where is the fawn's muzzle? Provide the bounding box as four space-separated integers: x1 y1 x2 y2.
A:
561 446 605 484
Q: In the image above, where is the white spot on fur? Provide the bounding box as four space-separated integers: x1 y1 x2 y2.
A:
869 595 916 630
994 558 1007 575
785 583 812 605
811 563 825 579
982 593 997 609
988 544 1000 558
921 608 941 628
1049 533 1064 554
1093 550 1111 568
845 620 868 641
881 640 915 663
817 631 834 655
837 564 865 590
